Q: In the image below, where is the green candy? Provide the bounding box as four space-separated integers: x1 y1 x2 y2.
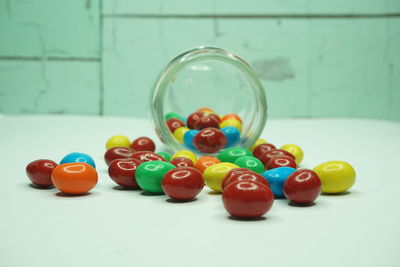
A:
217 147 252 163
234 156 265 174
156 152 171 161
165 112 185 122
136 161 175 193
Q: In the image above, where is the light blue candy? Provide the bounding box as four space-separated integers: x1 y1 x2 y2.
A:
221 126 241 148
183 129 200 151
262 167 296 198
60 152 96 169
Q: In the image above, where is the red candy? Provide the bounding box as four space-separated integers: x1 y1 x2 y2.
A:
283 169 321 204
194 115 220 130
193 128 227 153
253 143 276 159
186 112 204 129
267 156 297 170
108 158 142 189
26 159 58 187
130 137 156 152
222 181 274 218
258 149 295 168
132 151 166 162
162 167 204 200
223 172 270 191
170 157 195 168
221 168 251 190
167 118 185 133
104 147 136 166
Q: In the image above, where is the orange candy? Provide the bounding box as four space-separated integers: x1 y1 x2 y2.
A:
221 113 242 124
197 107 215 114
51 163 98 194
194 156 221 173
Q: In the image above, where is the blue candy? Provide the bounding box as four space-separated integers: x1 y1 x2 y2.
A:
262 167 296 198
60 152 96 169
221 126 240 148
183 129 200 151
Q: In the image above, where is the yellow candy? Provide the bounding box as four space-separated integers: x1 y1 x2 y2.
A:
280 144 304 165
106 135 131 150
249 138 268 152
313 161 356 194
219 119 242 132
203 162 239 192
171 150 198 164
173 127 189 144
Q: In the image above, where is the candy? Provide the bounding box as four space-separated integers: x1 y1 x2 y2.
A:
223 171 270 191
131 137 156 152
194 156 221 173
283 169 321 204
173 127 190 144
267 156 297 170
171 150 198 164
162 167 204 200
170 157 195 168
221 168 251 190
313 161 356 194
221 126 240 148
108 158 142 189
194 115 220 130
249 138 267 152
166 118 185 133
203 162 239 192
106 135 131 150
233 156 264 174
51 163 98 194
220 113 242 124
104 147 136 166
197 107 215 114
186 112 204 129
222 181 274 218
132 151 167 162
280 144 304 165
60 152 96 169
217 147 252 163
219 119 242 132
26 159 58 187
183 129 200 150
262 167 296 198
156 152 171 161
252 143 276 159
135 161 175 193
193 128 227 153
257 149 294 168
165 112 185 122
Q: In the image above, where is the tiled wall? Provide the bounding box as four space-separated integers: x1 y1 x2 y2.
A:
1 0 399 121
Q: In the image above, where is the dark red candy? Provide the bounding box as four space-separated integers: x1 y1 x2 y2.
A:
108 158 142 189
104 146 136 166
258 149 295 168
222 181 274 218
186 112 204 129
253 143 276 159
221 168 251 190
194 115 220 130
283 169 321 204
267 156 297 170
170 157 195 168
26 159 58 187
223 172 270 191
162 167 204 200
193 128 227 153
130 137 156 152
132 151 166 162
166 118 185 133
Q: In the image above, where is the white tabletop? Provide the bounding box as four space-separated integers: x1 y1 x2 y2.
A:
0 115 399 267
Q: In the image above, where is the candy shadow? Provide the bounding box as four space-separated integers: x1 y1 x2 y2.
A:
140 191 164 196
29 183 54 190
112 185 141 191
55 192 92 198
166 197 197 204
228 215 266 222
208 191 221 196
321 191 351 197
289 201 316 207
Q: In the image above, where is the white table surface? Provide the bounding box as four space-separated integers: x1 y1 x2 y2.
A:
0 115 399 267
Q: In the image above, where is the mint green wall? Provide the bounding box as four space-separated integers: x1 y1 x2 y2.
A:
1 0 399 121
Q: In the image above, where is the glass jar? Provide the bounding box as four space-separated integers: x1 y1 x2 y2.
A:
151 46 267 155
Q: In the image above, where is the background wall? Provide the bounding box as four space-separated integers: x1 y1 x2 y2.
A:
0 0 399 121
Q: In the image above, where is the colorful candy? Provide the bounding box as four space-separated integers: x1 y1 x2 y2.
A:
60 152 96 169
156 152 171 161
104 147 136 166
132 151 167 162
173 127 190 144
171 150 198 164
217 147 252 163
219 119 242 132
221 168 251 190
135 161 176 193
167 118 185 133
252 143 276 158
203 162 239 192
106 135 131 150
223 171 270 191
257 149 294 168
283 169 321 204
313 161 356 194
108 158 142 189
280 144 304 165
193 128 227 153
262 167 296 198
266 156 297 170
130 137 156 152
249 138 268 152
220 113 242 124
186 112 204 129
221 126 240 148
194 115 220 130
170 157 195 168
233 156 264 174
183 129 200 150
194 156 221 173
165 112 185 122
162 167 204 200
26 159 58 187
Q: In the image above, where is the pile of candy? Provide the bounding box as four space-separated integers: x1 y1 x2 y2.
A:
165 107 243 153
26 133 356 219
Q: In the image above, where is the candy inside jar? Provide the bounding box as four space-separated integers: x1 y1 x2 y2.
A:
151 47 267 155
